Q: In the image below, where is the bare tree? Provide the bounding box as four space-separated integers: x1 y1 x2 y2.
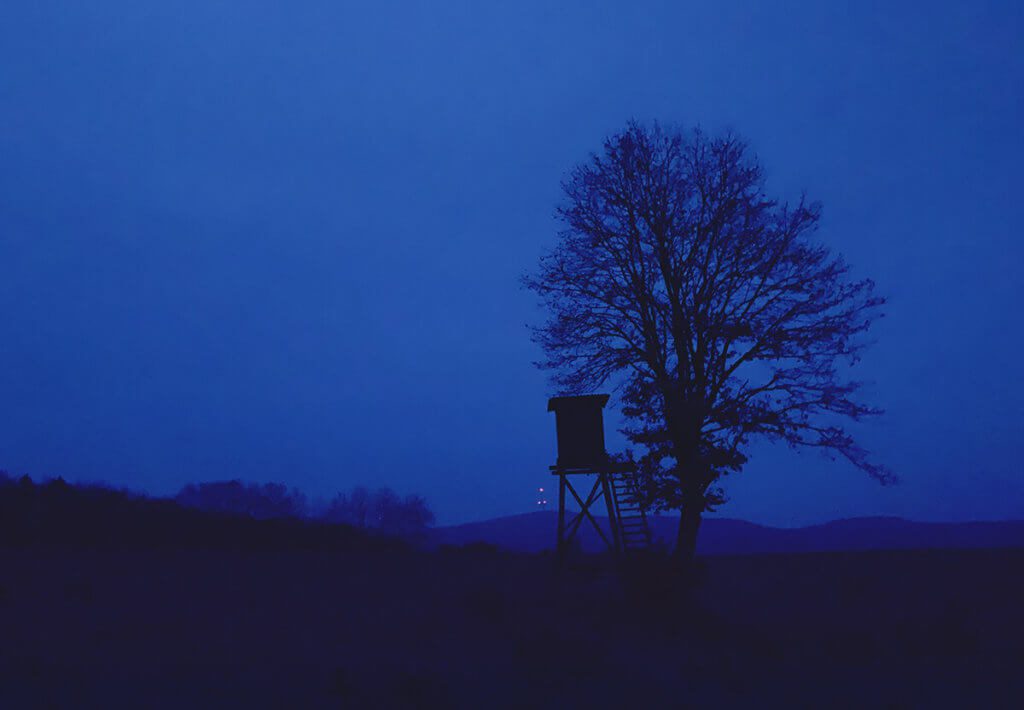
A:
525 122 892 563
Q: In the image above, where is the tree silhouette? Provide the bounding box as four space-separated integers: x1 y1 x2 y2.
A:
526 122 891 563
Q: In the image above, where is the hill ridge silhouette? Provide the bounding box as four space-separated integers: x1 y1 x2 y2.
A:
432 511 1024 555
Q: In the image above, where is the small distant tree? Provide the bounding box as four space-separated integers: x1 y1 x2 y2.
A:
348 486 371 527
373 487 402 529
525 122 892 564
396 494 435 533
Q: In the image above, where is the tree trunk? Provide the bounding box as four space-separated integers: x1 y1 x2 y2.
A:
673 496 703 566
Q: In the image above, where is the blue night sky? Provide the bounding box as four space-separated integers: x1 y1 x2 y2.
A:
1 1 1021 525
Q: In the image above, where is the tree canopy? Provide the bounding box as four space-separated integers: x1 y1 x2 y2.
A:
526 122 891 558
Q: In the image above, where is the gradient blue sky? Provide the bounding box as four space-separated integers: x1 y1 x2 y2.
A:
1 1 1021 525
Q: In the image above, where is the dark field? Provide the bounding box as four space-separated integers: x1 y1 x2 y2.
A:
2 541 1023 708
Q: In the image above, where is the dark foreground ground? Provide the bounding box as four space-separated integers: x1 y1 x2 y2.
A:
2 543 1023 708
2 480 1022 708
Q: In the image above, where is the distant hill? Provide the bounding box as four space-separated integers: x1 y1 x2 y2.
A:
432 511 1024 555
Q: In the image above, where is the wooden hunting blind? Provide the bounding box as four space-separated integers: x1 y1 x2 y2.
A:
547 394 651 556
547 394 610 471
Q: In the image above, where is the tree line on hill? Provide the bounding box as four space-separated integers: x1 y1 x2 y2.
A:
174 480 434 534
0 471 434 537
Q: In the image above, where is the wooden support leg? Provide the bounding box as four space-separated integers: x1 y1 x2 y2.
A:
556 473 566 557
600 473 621 555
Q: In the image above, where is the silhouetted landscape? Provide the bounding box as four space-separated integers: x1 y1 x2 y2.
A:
2 475 1023 707
3 2 1022 707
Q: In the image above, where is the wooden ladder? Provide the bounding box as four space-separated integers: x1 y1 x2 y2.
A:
610 471 652 552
